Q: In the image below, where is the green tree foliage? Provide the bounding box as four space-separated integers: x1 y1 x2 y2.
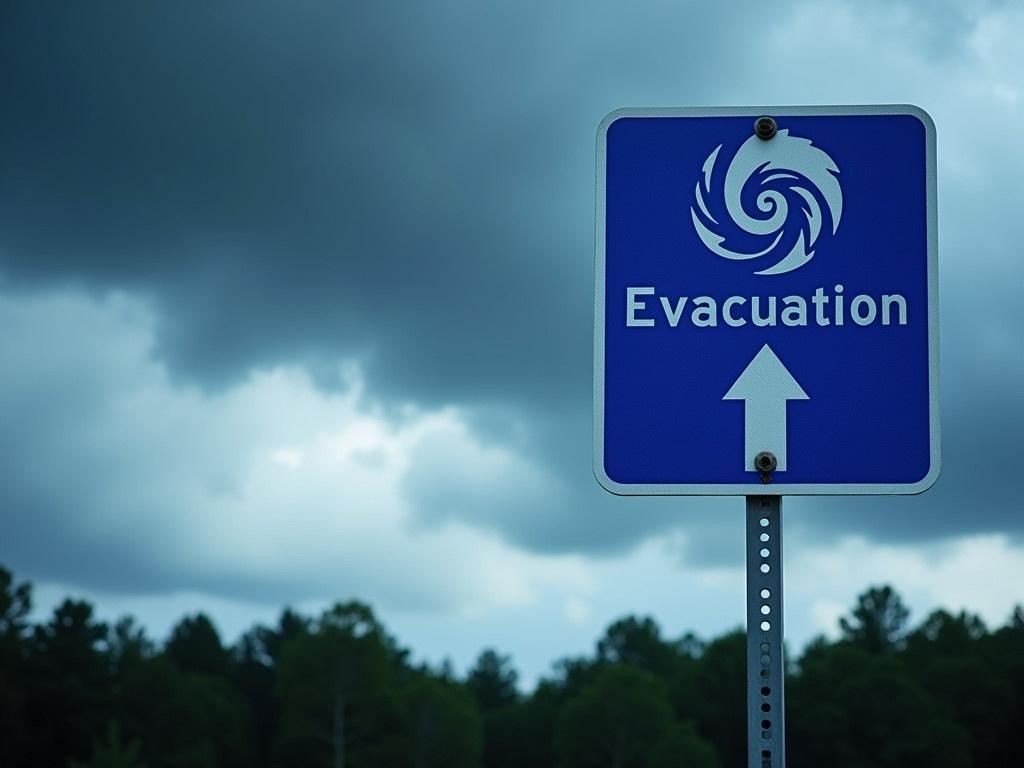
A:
107 617 153 679
596 616 678 679
69 721 147 768
555 665 715 768
119 655 250 768
467 649 519 710
647 720 719 768
275 601 401 767
690 631 745 768
839 584 910 653
556 665 674 768
2 565 1022 768
165 613 230 678
0 565 32 636
0 566 33 765
980 607 1024 765
469 649 522 768
401 672 483 768
23 599 111 766
1011 604 1024 630
484 679 563 768
788 640 970 767
903 610 1015 766
232 608 310 767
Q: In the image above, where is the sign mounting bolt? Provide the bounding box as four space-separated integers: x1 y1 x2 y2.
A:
755 116 777 140
755 451 777 483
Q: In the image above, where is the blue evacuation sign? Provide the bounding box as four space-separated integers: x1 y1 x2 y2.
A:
594 105 939 495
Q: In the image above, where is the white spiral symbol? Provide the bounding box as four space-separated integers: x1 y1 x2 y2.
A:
690 130 842 275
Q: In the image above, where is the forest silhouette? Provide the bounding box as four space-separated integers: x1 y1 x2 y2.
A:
1 564 1021 767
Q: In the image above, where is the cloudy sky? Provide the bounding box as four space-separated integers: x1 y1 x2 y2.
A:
1 1 1021 685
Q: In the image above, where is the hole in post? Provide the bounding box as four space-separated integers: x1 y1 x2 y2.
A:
760 548 770 558
760 533 769 542
760 518 769 527
761 686 771 696
761 703 771 712
761 621 771 631
760 564 770 573
761 605 770 615
761 589 771 599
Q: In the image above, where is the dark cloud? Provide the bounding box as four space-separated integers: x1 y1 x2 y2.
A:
0 0 1021 585
0 1 772 404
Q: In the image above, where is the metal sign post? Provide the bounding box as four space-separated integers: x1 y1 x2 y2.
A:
594 105 939 768
746 496 784 767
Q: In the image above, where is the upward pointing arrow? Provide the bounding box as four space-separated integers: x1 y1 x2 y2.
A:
723 344 809 472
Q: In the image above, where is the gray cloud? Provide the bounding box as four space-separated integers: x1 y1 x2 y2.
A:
0 1 773 404
0 0 1021 590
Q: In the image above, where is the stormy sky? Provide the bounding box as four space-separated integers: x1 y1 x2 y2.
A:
1 1 1022 683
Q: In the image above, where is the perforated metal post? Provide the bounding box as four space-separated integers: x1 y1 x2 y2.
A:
747 496 785 767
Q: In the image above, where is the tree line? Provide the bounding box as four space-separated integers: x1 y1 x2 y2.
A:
1 564 1022 767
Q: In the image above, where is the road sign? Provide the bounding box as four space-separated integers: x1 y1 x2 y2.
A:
594 105 939 495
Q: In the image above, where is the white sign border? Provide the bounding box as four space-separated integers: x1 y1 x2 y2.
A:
593 104 940 496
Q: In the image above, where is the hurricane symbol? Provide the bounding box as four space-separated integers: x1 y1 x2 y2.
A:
690 130 842 275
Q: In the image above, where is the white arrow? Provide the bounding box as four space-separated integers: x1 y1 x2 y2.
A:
723 344 809 472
